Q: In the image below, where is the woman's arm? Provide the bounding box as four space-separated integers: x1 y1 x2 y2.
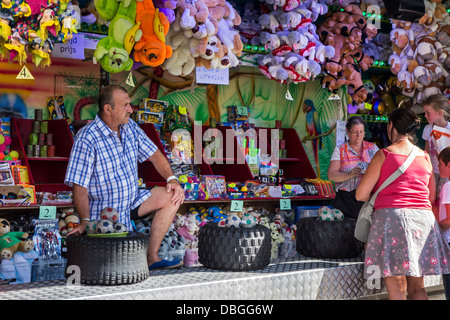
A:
355 149 385 202
328 160 361 183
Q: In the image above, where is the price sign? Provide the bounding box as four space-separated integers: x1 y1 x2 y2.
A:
280 199 291 210
230 200 243 212
237 106 248 116
126 71 135 87
39 206 57 219
16 66 34 80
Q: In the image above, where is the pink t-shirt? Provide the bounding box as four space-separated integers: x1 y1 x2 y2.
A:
373 149 432 210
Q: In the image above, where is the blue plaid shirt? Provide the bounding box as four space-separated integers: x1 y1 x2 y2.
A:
64 114 157 230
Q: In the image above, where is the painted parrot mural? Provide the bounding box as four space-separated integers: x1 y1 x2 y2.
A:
303 99 322 177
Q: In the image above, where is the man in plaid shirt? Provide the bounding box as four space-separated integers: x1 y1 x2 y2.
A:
65 85 184 270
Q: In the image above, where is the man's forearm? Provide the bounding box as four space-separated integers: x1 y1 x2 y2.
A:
73 184 90 220
149 149 175 181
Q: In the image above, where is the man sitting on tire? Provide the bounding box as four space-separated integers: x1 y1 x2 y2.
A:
64 85 184 270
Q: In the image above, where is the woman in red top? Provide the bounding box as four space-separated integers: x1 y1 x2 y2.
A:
356 108 450 300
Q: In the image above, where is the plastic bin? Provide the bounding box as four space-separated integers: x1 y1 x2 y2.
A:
294 206 321 223
31 258 66 282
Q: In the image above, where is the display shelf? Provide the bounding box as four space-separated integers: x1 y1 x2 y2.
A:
255 127 317 180
10 118 74 192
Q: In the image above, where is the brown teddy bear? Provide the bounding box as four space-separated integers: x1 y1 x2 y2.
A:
0 218 34 260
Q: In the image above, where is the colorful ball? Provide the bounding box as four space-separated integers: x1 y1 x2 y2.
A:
96 219 114 234
317 206 335 221
0 134 5 145
9 150 19 159
100 207 119 222
4 136 11 146
113 222 127 233
241 213 257 228
224 214 241 227
85 219 99 234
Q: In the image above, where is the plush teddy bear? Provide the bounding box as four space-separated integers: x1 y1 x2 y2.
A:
94 0 140 73
0 218 34 260
133 0 172 67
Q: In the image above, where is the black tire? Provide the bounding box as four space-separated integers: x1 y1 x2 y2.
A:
198 223 272 271
296 217 363 259
65 232 149 285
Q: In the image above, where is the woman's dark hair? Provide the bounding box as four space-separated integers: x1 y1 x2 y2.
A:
346 116 366 131
388 107 420 142
98 85 127 113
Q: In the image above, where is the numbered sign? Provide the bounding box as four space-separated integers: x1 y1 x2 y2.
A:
126 71 135 87
16 66 34 80
230 200 243 212
280 199 291 210
39 206 57 219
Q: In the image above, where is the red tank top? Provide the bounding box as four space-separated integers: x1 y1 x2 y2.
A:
373 149 432 210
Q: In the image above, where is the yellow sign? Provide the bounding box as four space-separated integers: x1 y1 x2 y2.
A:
16 66 34 80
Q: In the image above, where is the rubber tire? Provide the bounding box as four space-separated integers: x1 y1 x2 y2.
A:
198 223 271 271
65 232 149 285
296 217 363 259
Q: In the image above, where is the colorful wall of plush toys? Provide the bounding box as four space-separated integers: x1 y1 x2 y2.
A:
1 0 450 111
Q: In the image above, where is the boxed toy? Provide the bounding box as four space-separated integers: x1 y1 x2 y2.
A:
0 185 33 206
203 175 227 199
227 106 250 121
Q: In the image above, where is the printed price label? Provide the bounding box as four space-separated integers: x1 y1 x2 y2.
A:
230 200 243 212
39 206 57 219
280 199 291 210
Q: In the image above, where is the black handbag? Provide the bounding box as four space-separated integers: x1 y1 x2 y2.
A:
331 189 365 219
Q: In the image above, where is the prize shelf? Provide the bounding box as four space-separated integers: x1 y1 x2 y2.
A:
11 118 73 193
7 120 329 207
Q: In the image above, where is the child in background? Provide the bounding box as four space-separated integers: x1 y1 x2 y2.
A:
422 94 450 211
437 147 450 300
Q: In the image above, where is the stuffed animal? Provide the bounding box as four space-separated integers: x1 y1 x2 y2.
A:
94 0 140 73
0 218 34 260
133 0 172 67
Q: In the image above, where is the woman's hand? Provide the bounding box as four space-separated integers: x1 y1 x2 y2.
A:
349 166 362 178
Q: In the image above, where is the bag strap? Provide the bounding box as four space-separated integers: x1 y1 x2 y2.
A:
368 145 420 205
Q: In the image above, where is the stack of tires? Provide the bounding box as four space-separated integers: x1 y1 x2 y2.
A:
65 232 149 285
198 223 271 271
296 217 363 259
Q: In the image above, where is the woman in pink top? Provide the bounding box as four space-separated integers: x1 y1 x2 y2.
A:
356 108 450 300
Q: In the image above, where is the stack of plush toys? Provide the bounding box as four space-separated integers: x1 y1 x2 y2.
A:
0 0 80 67
387 0 450 106
257 0 336 84
162 0 244 76
318 2 378 105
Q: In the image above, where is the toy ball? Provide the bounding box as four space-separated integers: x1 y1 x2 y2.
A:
96 219 115 234
0 134 4 145
3 155 12 161
217 219 227 227
113 222 128 233
85 219 99 234
241 213 257 228
224 214 241 227
317 206 335 221
4 135 11 146
331 208 344 221
9 150 19 159
100 207 119 222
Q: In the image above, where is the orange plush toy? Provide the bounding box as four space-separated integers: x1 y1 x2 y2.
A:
134 0 172 67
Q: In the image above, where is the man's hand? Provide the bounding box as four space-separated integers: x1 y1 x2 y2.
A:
67 220 89 236
166 180 184 206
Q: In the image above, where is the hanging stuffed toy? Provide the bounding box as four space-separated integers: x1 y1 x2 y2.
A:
94 0 141 73
133 0 172 67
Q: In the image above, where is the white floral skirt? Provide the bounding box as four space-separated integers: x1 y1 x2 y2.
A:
363 207 450 279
